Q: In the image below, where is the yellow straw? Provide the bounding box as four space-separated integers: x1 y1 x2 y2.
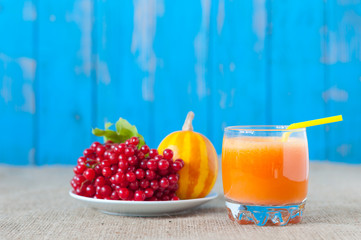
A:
282 115 343 142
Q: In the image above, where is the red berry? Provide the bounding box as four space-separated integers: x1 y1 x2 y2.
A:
137 152 145 160
162 195 170 201
94 194 103 199
146 159 158 170
147 196 158 201
144 188 154 198
127 190 134 200
130 137 140 146
140 179 150 189
140 145 150 154
145 170 156 180
109 153 119 165
101 160 111 168
85 185 96 197
70 180 77 189
110 190 120 200
126 172 136 182
149 149 158 158
83 168 95 181
158 169 169 176
168 174 179 184
158 159 169 170
102 167 112 177
119 181 129 188
94 164 102 175
168 183 179 191
118 158 129 170
127 166 136 172
73 165 86 175
163 149 174 160
154 155 163 161
91 141 101 150
87 159 96 165
83 148 93 157
118 188 130 200
99 185 112 197
110 164 118 174
110 175 116 184
77 157 86 165
139 159 148 170
129 180 139 191
117 143 126 153
124 147 135 157
134 190 146 201
169 192 176 198
105 140 113 144
155 191 163 199
104 150 112 159
118 154 126 161
150 180 159 190
73 175 86 185
75 186 86 196
125 139 130 145
128 156 138 166
112 184 121 190
113 172 126 185
113 145 120 154
159 178 169 188
135 169 145 179
175 159 185 168
94 176 105 187
172 161 183 172
96 145 106 156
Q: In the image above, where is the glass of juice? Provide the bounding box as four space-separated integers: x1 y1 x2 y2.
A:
222 126 309 226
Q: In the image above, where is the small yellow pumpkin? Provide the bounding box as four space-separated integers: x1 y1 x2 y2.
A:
158 111 218 199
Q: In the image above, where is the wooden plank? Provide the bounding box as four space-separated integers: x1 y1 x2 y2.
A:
152 0 211 148
36 0 94 164
95 0 154 146
324 1 361 163
0 0 36 164
210 0 269 153
271 0 326 160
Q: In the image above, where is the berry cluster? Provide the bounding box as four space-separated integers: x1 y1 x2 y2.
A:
70 137 184 201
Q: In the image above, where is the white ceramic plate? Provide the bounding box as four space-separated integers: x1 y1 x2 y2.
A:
69 190 219 216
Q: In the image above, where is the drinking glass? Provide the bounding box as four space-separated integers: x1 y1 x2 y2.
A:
222 126 309 226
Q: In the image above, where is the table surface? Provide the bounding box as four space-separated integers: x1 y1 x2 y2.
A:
1 162 361 240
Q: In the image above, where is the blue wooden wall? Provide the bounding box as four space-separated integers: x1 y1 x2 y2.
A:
1 0 360 165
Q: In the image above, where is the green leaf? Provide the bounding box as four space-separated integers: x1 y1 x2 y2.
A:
92 128 122 142
137 134 145 147
115 118 138 136
105 122 113 130
91 117 146 146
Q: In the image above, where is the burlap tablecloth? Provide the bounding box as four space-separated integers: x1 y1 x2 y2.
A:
0 162 360 240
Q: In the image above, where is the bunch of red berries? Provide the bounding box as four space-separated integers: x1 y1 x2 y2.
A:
70 137 184 201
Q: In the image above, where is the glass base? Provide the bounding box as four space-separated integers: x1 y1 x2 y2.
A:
225 199 306 226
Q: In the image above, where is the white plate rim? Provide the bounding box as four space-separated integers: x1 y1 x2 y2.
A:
69 190 219 205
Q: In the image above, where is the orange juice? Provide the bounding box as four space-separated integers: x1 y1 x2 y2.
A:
222 136 309 205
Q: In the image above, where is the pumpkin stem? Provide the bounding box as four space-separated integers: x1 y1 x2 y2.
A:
182 111 195 131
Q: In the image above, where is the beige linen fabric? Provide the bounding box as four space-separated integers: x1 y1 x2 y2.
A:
0 162 360 240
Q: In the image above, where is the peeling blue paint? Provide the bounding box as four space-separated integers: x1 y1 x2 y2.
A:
0 0 360 164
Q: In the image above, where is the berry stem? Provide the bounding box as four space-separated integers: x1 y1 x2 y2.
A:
182 111 194 131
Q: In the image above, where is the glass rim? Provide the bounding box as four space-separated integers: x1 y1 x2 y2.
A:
224 125 306 132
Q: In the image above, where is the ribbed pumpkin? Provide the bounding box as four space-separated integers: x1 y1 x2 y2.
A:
158 112 218 199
